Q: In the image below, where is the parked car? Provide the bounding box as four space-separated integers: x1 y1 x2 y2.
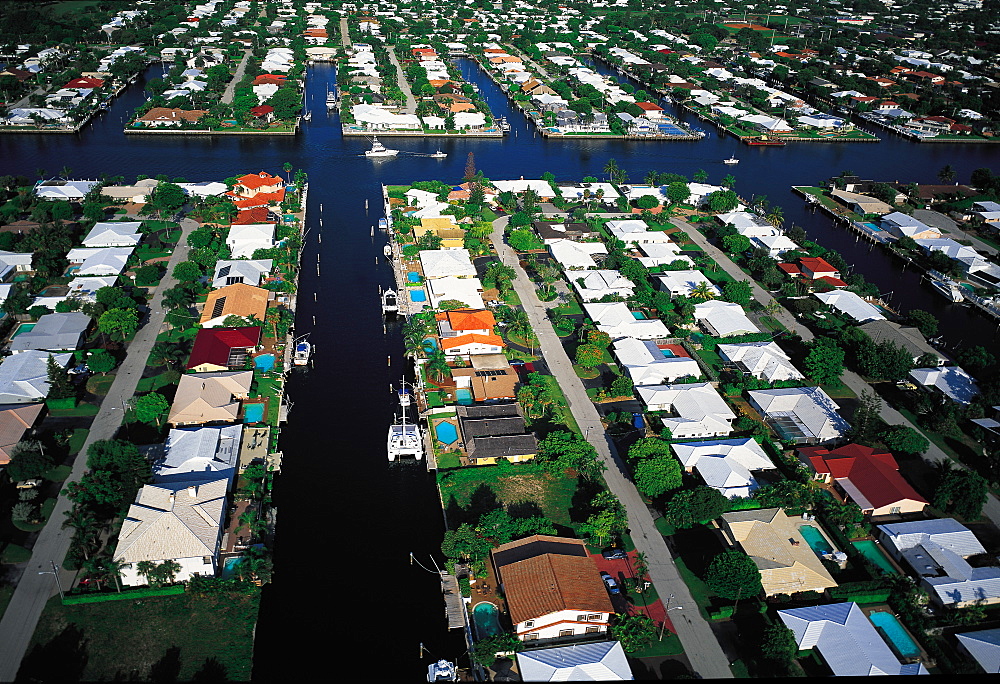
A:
602 547 627 560
600 571 620 595
15 479 42 490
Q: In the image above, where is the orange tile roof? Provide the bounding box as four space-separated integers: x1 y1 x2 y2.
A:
200 283 269 324
233 207 269 225
445 308 496 331
236 172 283 190
440 333 503 350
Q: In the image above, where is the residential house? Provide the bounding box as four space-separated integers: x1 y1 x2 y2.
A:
33 179 99 201
956 629 1000 673
571 270 635 302
693 300 760 337
156 424 243 488
31 276 115 311
881 212 941 241
914 239 1000 286
636 242 693 268
0 403 44 465
797 257 842 283
425 276 486 310
114 477 228 586
636 383 735 439
226 224 275 259
232 171 284 199
583 302 669 341
516 642 633 681
167 371 253 426
136 108 208 126
717 341 804 383
0 350 72 403
813 290 886 323
972 201 1000 228
0 251 33 281
877 518 1000 608
449 354 518 403
492 180 556 200
798 443 928 516
672 438 776 499
655 270 721 299
858 320 946 365
9 312 90 354
414 217 465 249
612 337 701 386
909 366 979 405
199 283 269 328
186 327 261 372
436 308 496 338
829 189 893 216
778 603 929 676
548 239 607 270
491 535 614 642
419 249 477 279
211 259 273 288
605 219 674 246
441 333 504 357
457 403 537 465
748 387 850 445
721 508 838 595
81 221 143 248
65 247 133 276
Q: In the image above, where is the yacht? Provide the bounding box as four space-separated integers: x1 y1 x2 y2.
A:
427 660 458 682
429 150 447 159
292 339 311 366
365 136 399 157
382 288 398 314
325 88 337 109
496 116 510 131
302 110 312 122
723 156 739 165
388 386 423 461
928 274 965 302
383 243 393 258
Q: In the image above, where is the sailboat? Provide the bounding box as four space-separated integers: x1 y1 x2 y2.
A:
365 136 399 157
388 384 422 461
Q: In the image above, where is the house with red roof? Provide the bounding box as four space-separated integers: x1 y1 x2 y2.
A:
250 105 274 123
436 308 497 337
233 172 283 199
187 327 262 372
252 74 287 86
440 333 504 357
798 443 928 517
64 77 104 90
634 102 664 119
232 206 270 225
779 257 846 288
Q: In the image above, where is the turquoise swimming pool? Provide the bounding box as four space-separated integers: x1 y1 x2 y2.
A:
436 421 458 444
254 354 275 372
853 540 898 575
631 311 647 319
660 348 676 358
868 611 921 659
407 271 421 283
410 290 426 302
799 525 833 555
473 602 501 639
244 403 265 423
455 388 473 405
220 556 242 579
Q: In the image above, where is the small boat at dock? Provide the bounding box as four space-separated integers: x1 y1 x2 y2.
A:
382 288 398 314
427 660 457 682
383 244 393 258
928 272 965 302
388 385 422 461
292 338 311 366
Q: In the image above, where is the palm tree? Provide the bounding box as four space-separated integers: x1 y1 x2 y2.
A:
425 349 450 383
157 559 181 585
693 169 708 184
604 158 621 184
150 342 185 368
60 165 73 179
721 173 737 189
136 560 157 586
161 286 195 309
102 556 130 593
690 281 717 301
644 170 659 187
937 164 957 184
766 206 785 231
282 162 293 184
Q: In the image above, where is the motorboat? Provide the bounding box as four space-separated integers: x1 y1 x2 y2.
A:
365 136 399 157
427 660 457 682
928 272 965 302
382 288 398 314
724 156 739 165
325 88 337 109
496 115 510 131
388 385 423 461
302 110 312 121
429 150 447 158
292 339 311 366
383 243 393 258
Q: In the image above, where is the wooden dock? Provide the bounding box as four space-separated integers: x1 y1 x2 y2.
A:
439 572 466 630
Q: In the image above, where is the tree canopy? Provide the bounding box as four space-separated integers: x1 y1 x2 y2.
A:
705 550 762 601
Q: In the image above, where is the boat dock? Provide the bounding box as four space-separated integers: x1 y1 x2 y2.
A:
439 572 466 630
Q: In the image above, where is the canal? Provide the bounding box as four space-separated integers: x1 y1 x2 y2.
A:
0 56 996 678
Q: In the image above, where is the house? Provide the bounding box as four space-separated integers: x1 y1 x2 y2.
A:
636 383 735 439
167 371 253 426
778 603 929 676
797 257 841 281
100 180 160 203
908 366 979 405
491 535 614 642
113 477 228 586
65 247 133 276
881 212 941 241
0 251 33 281
859 320 944 365
634 102 663 119
0 403 44 465
9 312 90 354
571 270 635 302
813 291 886 323
693 300 760 337
232 171 284 199
516 641 633 681
672 438 776 499
440 333 504 357
0 350 72 403
449 354 518 402
605 219 674 246
748 387 850 445
156 424 243 487
436 308 496 338
877 519 1000 608
199 283 269 327
419 249 477 279
457 403 537 465
492 180 556 200
956 629 1000 673
655 270 720 298
636 242 693 268
212 259 273 288
548 239 607 270
81 221 143 248
798 444 927 516
721 509 838 595
612 337 701 386
414 217 465 249
425 276 485 310
226 224 275 259
186 327 261 372
136 108 208 126
583 302 668 341
717 342 804 383
829 189 893 216
532 221 598 244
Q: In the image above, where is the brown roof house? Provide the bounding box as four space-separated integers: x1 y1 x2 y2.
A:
167 371 252 427
136 108 208 127
450 354 518 403
491 535 614 642
0 403 43 466
199 283 269 328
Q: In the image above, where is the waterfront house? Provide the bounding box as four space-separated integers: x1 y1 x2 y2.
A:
449 354 518 403
914 238 1000 285
81 222 143 248
156 424 243 488
972 201 1000 227
0 403 44 466
232 171 284 199
136 108 208 126
167 371 253 427
457 404 537 465
672 438 776 499
636 383 735 439
426 276 486 310
877 518 1000 608
186 327 261 372
829 189 893 216
548 239 607 270
717 341 804 383
436 308 496 338
114 477 228 587
693 300 759 337
655 270 721 299
858 320 946 365
419 249 477 280
612 337 701 386
571 270 635 302
199 283 269 328
441 333 504 357
796 257 842 282
226 224 276 260
812 290 886 323
778 603 929 675
492 180 556 200
881 212 940 241
516 641 633 681
491 535 614 642
33 179 100 201
798 443 927 516
748 387 850 445
956 629 1000 673
100 180 161 204
211 259 273 288
583 302 669 341
908 365 979 405
721 508 838 596
9 313 90 354
414 217 465 249
605 219 674 246
65 247 133 277
0 350 72 403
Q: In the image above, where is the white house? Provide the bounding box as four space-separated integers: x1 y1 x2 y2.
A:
516 641 633 681
426 275 485 309
226 224 275 259
636 383 735 439
717 341 804 383
605 219 672 246
571 270 635 302
82 221 143 248
0 251 33 282
908 366 979 405
748 387 851 444
694 300 759 337
492 179 556 199
813 290 886 323
440 332 504 357
612 337 701 385
671 438 776 498
548 238 607 270
65 247 133 277
9 312 90 353
0 350 73 403
583 302 668 340
655 270 720 298
212 259 273 288
34 179 100 200
881 212 941 240
157 424 243 487
956 629 1000 674
419 249 477 279
636 242 693 268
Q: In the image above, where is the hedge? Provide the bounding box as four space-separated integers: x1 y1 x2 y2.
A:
62 584 185 605
709 605 735 620
829 580 891 604
45 397 77 410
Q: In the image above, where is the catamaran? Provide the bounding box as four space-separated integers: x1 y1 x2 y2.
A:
388 384 422 461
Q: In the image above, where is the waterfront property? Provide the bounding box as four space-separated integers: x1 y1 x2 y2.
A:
456 403 537 466
516 641 633 680
167 371 253 427
186 327 262 372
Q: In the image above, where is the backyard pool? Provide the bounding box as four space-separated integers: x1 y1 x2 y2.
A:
244 403 265 423
423 338 438 352
472 602 501 639
631 311 647 320
254 354 276 372
436 421 458 445
407 271 421 283
220 556 242 579
799 525 833 555
455 388 473 405
868 611 921 659
660 348 676 358
12 323 35 337
410 290 426 303
853 540 899 575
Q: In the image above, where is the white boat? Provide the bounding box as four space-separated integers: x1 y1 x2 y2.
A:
383 244 393 258
325 88 337 109
429 150 447 159
427 660 457 682
388 386 423 461
382 288 398 314
292 339 311 366
365 136 399 157
496 116 510 131
929 277 964 302
303 110 312 121
724 156 739 165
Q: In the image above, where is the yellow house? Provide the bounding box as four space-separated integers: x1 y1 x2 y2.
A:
720 508 838 597
415 217 466 249
457 404 537 465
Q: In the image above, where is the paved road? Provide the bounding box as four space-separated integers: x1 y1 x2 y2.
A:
340 17 351 48
386 47 417 115
914 208 997 256
491 217 733 679
221 50 252 106
0 217 199 682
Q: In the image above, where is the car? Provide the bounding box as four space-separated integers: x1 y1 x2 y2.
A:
602 548 627 560
15 479 42 490
600 571 620 595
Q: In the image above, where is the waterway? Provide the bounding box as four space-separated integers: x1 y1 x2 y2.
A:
0 58 996 678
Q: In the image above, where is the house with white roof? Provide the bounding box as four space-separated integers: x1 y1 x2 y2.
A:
516 641 633 681
0 350 72 403
33 179 100 201
9 312 90 353
492 179 556 199
212 259 273 288
636 382 735 439
878 518 1000 608
915 238 999 282
548 238 607 270
636 242 693 269
672 438 775 498
779 603 929 675
583 302 668 341
66 247 133 276
30 276 117 311
909 366 979 405
419 249 477 279
748 387 850 445
0 252 34 281
813 290 886 323
114 477 228 586
157 424 243 488
82 222 143 248
718 342 804 383
605 219 673 245
612 337 701 386
956 629 1000 673
571 270 635 302
655 270 720 298
426 276 485 309
694 300 759 337
881 212 941 240
226 224 275 260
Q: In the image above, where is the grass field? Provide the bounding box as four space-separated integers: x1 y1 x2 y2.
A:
45 1 102 17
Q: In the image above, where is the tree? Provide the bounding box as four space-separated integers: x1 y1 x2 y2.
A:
575 343 603 368
87 350 116 375
604 158 622 184
722 234 751 255
133 392 169 426
760 623 798 664
536 430 604 478
705 550 762 601
662 487 730 529
689 281 717 301
851 390 883 443
803 338 845 386
937 164 957 184
150 342 186 368
907 310 938 337
694 169 708 183
635 194 659 210
150 182 186 216
877 424 929 456
98 308 139 341
581 491 627 547
46 354 74 400
707 189 740 213
611 614 657 653
723 280 753 307
471 633 522 667
634 456 682 498
753 479 818 510
172 261 202 282
265 87 302 120
6 441 54 482
507 228 542 252
721 173 736 189
934 468 988 520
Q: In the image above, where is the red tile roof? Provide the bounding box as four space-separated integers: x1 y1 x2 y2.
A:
798 256 838 277
817 276 847 288
438 308 496 331
233 207 269 225
187 327 261 369
635 102 663 111
799 443 928 510
778 263 801 276
250 105 273 116
440 333 503 351
236 172 282 190
65 77 104 89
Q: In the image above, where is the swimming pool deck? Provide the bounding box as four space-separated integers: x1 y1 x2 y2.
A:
385 232 424 317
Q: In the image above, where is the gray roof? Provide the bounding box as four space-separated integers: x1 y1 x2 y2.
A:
858 320 943 361
468 433 538 460
957 628 1000 673
9 312 90 353
516 641 633 681
0 350 72 403
156 424 243 487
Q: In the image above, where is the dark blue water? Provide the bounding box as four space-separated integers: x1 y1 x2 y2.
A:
0 59 997 679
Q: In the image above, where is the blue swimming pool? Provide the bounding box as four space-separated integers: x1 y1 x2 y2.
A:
853 540 899 575
220 556 242 579
660 348 676 358
407 271 421 283
473 602 501 639
436 421 458 444
799 525 833 555
244 403 265 423
456 388 473 405
254 354 275 372
423 338 438 352
868 611 921 659
632 311 647 320
410 290 426 302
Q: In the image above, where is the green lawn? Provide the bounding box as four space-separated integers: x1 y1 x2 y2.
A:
21 592 259 682
13 497 55 532
436 452 461 469
135 370 181 393
695 348 725 375
49 404 99 418
759 315 786 332
86 375 115 396
44 464 73 481
671 555 713 620
626 632 684 658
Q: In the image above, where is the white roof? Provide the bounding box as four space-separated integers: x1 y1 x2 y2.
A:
908 366 979 405
813 290 886 322
718 341 803 382
694 300 759 337
34 179 99 200
636 242 690 269
419 249 476 279
212 259 273 288
82 221 143 248
492 179 556 198
878 518 986 557
557 182 619 201
548 238 607 270
583 302 668 340
0 350 72 403
636 382 735 437
656 270 720 298
177 181 229 197
426 276 485 309
516 641 633 681
572 269 635 302
957 629 1000 673
157 424 243 486
226 224 275 259
612 337 701 385
748 387 850 444
672 437 775 498
605 220 673 246
66 247 133 276
9 312 90 353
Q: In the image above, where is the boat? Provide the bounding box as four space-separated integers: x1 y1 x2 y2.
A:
302 110 312 121
496 115 510 131
746 135 786 146
325 87 337 109
427 660 457 682
429 150 447 159
383 243 393 258
388 385 423 461
928 272 965 302
292 339 311 366
723 156 739 165
365 136 399 157
382 288 398 314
